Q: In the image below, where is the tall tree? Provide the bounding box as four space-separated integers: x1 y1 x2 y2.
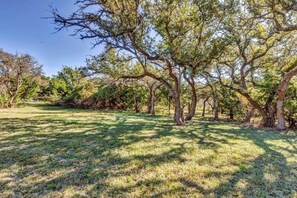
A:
0 49 43 107
247 0 297 129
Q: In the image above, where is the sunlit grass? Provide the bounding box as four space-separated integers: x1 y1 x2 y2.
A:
0 103 296 197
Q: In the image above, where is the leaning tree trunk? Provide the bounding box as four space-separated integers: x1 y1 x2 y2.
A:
240 92 276 127
145 60 185 125
276 67 297 130
202 97 209 117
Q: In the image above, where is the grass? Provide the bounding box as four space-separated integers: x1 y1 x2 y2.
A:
0 103 296 197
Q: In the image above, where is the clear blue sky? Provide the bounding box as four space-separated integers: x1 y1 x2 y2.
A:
0 0 102 76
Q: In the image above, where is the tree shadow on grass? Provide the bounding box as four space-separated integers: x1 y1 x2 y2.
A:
0 105 296 197
177 124 297 197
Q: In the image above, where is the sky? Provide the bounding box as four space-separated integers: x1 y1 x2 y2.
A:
0 0 102 76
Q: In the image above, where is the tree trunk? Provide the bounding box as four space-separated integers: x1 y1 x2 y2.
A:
244 107 255 123
168 96 171 116
239 92 276 127
147 94 152 114
133 94 139 113
213 94 219 121
173 94 185 126
276 67 297 130
202 97 209 117
229 107 234 120
144 60 185 125
287 113 297 129
262 115 275 127
150 90 156 116
276 100 286 129
147 83 161 116
185 83 197 121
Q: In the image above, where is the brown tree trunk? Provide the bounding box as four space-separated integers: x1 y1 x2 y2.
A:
239 92 276 127
244 107 255 123
276 67 297 130
287 113 297 129
202 97 209 117
172 93 185 126
143 60 185 125
147 83 161 116
147 93 152 114
183 71 197 121
185 83 197 121
150 90 156 116
213 94 219 121
229 107 234 120
168 96 171 116
262 112 275 127
133 93 139 113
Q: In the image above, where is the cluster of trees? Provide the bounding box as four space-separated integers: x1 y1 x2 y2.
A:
0 49 43 108
1 0 296 130
51 0 296 129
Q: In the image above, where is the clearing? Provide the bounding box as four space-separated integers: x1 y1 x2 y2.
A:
0 103 296 197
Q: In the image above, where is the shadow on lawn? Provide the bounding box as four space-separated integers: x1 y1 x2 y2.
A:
0 105 296 197
180 124 297 197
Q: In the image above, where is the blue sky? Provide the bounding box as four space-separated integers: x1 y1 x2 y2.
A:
0 0 102 76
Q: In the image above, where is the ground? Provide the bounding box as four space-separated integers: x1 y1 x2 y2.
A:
0 103 296 197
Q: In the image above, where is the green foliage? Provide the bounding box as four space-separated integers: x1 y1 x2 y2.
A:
0 49 43 107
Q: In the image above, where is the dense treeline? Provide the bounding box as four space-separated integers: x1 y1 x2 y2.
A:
1 0 296 130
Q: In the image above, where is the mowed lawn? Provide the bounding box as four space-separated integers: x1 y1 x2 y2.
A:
0 104 296 197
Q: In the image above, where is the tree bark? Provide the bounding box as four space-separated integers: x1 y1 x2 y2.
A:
168 95 171 116
238 92 276 127
183 70 197 121
133 93 139 113
185 83 197 121
276 67 297 130
202 97 209 117
172 91 185 126
244 107 255 123
147 83 161 116
229 107 234 120
213 94 219 121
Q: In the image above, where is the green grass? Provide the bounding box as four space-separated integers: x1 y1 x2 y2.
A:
0 103 296 197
